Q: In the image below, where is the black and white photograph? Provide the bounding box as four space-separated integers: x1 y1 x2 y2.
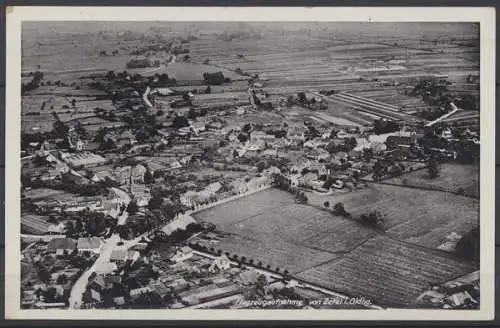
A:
4 6 495 321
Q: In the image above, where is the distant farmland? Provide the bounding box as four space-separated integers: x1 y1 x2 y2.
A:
194 185 478 306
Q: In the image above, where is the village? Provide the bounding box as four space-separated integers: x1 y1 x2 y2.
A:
20 22 480 310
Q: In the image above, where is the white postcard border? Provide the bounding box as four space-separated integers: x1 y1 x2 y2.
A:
5 6 496 321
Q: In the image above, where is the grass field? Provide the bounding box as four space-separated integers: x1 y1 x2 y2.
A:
303 183 478 248
384 163 480 198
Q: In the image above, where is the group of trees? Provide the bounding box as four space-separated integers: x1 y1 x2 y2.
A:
126 59 153 69
326 201 384 228
22 174 112 198
65 211 116 238
22 71 44 94
286 92 328 110
372 160 406 182
325 137 358 154
359 211 385 228
203 72 231 85
455 227 479 262
373 119 400 135
427 158 439 179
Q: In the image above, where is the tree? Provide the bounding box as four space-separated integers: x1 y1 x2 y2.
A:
172 116 190 129
144 169 154 185
296 192 308 204
427 159 439 179
360 211 384 228
56 274 68 285
147 195 163 211
237 133 248 143
455 227 479 261
127 200 139 215
324 201 330 209
333 202 348 217
297 92 307 104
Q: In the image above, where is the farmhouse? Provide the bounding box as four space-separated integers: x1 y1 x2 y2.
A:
171 246 194 263
60 152 107 168
47 238 77 255
209 254 232 273
77 237 103 253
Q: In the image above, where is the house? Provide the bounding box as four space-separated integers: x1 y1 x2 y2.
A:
192 121 206 133
130 286 152 299
205 182 222 194
446 291 477 308
95 262 118 275
236 270 260 286
168 277 189 293
47 238 77 255
91 289 101 303
162 215 196 235
148 281 171 297
209 254 232 273
170 160 182 169
171 246 194 263
128 250 141 262
247 176 270 190
77 237 103 253
251 130 275 142
153 87 176 96
441 128 453 140
113 296 126 306
110 250 128 264
47 222 67 235
261 148 278 157
207 121 223 130
385 135 416 149
246 140 265 151
306 148 330 161
131 184 151 207
131 164 147 184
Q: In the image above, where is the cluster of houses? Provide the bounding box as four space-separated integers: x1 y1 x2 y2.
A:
416 271 480 309
46 236 104 255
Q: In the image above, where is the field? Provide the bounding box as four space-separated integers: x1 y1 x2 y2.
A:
194 183 478 306
21 214 51 235
303 184 479 248
384 163 479 198
296 236 475 306
22 22 480 132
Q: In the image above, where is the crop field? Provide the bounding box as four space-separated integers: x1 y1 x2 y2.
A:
296 235 476 307
194 184 478 305
384 163 480 198
21 214 51 234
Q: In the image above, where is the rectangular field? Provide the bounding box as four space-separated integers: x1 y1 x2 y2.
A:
296 235 475 307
